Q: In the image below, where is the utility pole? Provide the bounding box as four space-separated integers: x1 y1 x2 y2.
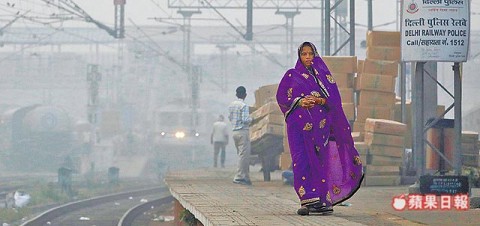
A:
191 65 201 131
245 0 253 40
324 0 355 56
113 0 125 104
275 10 300 65
87 64 102 144
216 44 234 93
367 0 373 30
178 9 201 130
325 0 331 55
178 10 201 70
114 0 126 38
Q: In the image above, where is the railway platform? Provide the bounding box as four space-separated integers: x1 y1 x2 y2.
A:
165 166 480 226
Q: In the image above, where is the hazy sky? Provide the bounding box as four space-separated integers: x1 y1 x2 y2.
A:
1 1 478 30
74 0 479 29
75 0 406 29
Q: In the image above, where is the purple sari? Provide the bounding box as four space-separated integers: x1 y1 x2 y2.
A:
276 42 363 207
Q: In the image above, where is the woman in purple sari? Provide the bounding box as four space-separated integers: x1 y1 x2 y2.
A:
276 42 363 215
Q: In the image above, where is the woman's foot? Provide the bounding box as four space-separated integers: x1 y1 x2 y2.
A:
297 204 334 215
309 205 333 214
297 207 309 215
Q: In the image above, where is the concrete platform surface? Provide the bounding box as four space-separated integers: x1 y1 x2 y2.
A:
165 166 480 226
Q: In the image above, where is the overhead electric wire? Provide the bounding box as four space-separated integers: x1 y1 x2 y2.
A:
149 0 173 18
201 0 245 38
0 30 60 63
199 0 284 68
128 18 187 74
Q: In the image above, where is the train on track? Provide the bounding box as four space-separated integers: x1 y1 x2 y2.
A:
0 104 74 172
150 105 216 172
0 102 218 177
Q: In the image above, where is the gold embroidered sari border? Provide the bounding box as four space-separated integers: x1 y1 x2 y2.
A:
300 197 320 205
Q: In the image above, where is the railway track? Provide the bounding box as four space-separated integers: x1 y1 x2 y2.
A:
118 195 174 226
20 186 172 226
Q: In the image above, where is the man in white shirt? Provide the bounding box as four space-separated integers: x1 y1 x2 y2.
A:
211 115 229 168
228 86 253 185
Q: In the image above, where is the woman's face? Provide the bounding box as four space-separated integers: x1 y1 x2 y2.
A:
300 45 314 68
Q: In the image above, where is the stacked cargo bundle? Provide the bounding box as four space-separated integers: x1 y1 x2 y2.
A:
353 31 401 136
461 131 479 168
363 118 407 186
253 84 278 108
249 84 285 173
249 107 284 144
322 56 357 122
250 85 285 150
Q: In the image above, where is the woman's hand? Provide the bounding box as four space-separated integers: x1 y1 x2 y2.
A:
314 97 327 105
300 96 316 109
301 95 327 109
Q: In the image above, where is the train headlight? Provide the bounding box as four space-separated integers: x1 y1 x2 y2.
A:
160 131 166 136
175 131 185 139
195 132 200 137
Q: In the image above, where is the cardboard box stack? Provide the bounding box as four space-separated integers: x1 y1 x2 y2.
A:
249 84 286 166
354 31 401 136
250 101 284 143
461 131 479 168
254 84 279 108
323 56 357 122
363 118 407 186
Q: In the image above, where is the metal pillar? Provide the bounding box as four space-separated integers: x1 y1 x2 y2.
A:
413 62 425 177
453 63 462 175
178 10 201 129
275 10 300 65
399 61 408 181
334 7 338 51
245 0 253 40
349 0 355 56
324 0 355 56
320 0 324 55
324 0 331 55
178 10 200 71
216 44 234 93
367 0 373 30
114 0 125 38
191 65 200 131
113 39 124 104
87 64 101 144
413 61 462 179
400 62 407 123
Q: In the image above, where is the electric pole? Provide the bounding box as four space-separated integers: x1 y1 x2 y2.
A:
216 44 234 93
275 10 300 65
178 9 201 130
87 64 102 144
114 0 125 38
